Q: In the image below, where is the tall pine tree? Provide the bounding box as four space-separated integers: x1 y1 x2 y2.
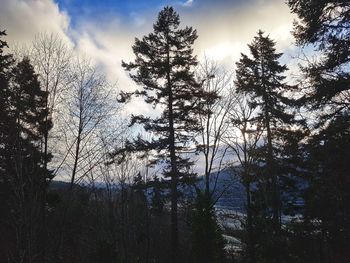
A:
235 30 299 262
287 1 350 261
9 57 52 263
0 30 52 261
0 29 16 261
120 6 209 262
0 30 14 181
287 0 350 121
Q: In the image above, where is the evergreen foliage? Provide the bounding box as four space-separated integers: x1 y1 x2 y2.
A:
1 2 350 262
0 30 52 262
191 191 225 263
286 1 350 262
287 0 350 121
120 6 211 260
235 30 302 262
149 175 165 215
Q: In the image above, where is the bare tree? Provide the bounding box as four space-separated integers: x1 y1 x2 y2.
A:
49 56 123 262
222 93 263 263
96 132 150 262
189 60 236 263
30 33 72 116
57 57 119 190
196 59 235 202
12 33 72 173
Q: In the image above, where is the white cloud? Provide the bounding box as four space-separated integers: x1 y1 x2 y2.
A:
70 19 156 116
183 1 296 67
0 0 297 118
182 0 194 7
0 0 301 178
0 0 71 46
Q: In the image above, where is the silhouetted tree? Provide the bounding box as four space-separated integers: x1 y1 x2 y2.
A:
235 30 298 262
12 33 72 181
191 190 225 263
224 93 263 263
0 29 16 262
60 57 116 190
149 175 165 215
302 115 350 263
287 0 350 122
29 33 72 176
196 59 232 200
2 52 52 262
0 29 14 188
287 1 350 262
194 59 232 262
120 6 209 261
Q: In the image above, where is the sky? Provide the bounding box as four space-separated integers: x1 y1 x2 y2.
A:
0 0 301 178
0 0 298 116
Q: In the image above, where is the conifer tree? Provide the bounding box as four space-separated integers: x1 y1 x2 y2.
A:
0 31 52 262
191 190 225 263
8 57 52 263
287 0 350 121
0 30 52 260
149 175 165 215
0 30 15 182
120 6 210 261
0 30 16 259
235 30 298 262
287 1 350 261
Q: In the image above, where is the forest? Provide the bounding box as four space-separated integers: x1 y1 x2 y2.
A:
0 0 349 262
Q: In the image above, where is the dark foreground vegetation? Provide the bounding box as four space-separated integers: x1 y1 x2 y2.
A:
1 1 350 262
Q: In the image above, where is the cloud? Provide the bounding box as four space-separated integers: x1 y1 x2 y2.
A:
68 0 296 76
182 0 194 7
0 0 153 117
180 0 297 66
70 17 156 117
0 0 71 46
0 0 297 118
0 0 300 178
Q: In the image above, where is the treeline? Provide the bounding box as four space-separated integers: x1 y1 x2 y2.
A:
0 1 349 262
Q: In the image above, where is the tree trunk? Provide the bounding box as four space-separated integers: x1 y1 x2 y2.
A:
167 38 178 263
265 111 279 231
169 81 178 263
70 131 81 191
245 181 255 263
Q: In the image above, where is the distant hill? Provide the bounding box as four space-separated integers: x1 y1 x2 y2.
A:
48 169 247 212
195 168 246 212
195 167 307 213
48 166 306 214
48 180 71 190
